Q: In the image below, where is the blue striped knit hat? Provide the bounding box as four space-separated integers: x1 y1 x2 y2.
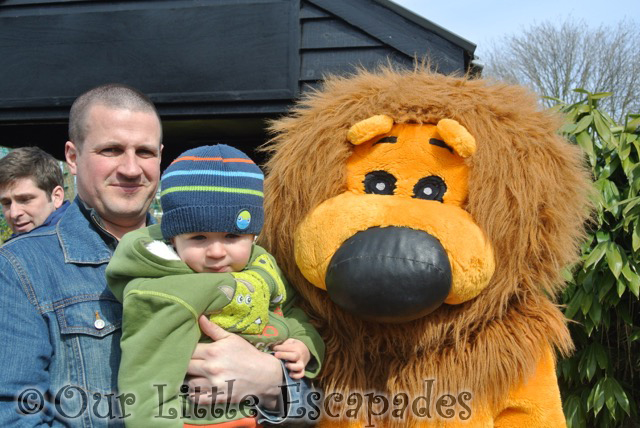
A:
160 144 264 239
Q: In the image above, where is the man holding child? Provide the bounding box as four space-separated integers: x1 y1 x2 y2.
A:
0 84 314 427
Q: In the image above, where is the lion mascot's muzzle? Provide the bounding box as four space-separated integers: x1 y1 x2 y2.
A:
294 115 496 323
326 226 451 323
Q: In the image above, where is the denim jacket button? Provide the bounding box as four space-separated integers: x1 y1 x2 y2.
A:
94 319 106 330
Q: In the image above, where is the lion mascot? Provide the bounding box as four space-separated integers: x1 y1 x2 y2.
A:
259 68 591 427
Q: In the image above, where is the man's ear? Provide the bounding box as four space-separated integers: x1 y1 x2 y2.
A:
65 141 78 175
51 185 65 209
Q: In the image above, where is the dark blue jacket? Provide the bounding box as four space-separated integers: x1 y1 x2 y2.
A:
6 200 71 242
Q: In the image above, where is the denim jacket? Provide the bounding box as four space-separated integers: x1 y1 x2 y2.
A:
0 197 127 427
0 197 316 427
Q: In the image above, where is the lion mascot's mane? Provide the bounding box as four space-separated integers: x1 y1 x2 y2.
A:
259 68 591 425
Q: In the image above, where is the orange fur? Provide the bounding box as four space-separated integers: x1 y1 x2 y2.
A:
259 67 592 425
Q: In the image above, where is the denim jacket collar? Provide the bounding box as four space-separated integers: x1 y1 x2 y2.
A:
57 197 157 265
57 197 114 264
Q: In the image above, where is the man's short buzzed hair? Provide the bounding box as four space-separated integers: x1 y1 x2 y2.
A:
0 146 64 199
68 83 162 148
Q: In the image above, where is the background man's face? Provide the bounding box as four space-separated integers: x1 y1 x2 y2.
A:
0 177 63 234
65 104 162 227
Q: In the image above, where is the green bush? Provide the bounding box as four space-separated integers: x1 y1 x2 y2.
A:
552 90 640 427
0 215 11 244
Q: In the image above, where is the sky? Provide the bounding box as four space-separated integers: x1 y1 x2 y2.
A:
391 0 638 59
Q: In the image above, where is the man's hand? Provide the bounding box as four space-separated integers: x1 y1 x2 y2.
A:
186 316 284 409
272 339 311 379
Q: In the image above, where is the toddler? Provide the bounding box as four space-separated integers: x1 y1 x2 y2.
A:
107 144 323 427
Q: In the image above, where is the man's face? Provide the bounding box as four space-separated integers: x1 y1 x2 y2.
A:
65 104 162 229
173 232 254 273
0 177 64 234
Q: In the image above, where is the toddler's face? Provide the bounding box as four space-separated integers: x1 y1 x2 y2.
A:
172 232 254 273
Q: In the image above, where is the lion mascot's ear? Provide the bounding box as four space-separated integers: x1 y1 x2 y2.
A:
435 118 476 158
347 115 394 145
347 115 476 159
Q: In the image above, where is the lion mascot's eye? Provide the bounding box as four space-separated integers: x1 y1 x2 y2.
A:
364 171 397 195
413 176 446 202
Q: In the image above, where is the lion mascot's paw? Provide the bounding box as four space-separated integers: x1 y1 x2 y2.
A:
260 68 592 428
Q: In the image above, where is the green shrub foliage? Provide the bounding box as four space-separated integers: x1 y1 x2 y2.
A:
553 90 640 427
0 215 11 244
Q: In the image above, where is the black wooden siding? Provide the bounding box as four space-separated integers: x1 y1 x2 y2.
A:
0 0 300 120
299 0 472 92
0 0 475 162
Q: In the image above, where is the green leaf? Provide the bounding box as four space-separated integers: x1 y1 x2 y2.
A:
581 269 594 293
622 196 640 217
625 116 640 133
588 379 605 415
544 95 564 104
613 384 631 416
584 242 608 268
599 179 621 210
561 267 574 283
600 156 621 180
633 221 640 252
589 298 602 326
621 267 640 297
621 262 632 280
598 274 615 301
608 180 621 202
576 131 596 165
589 92 613 100
603 378 618 418
619 143 632 165
593 343 608 370
605 242 623 278
597 109 616 124
585 317 595 336
594 111 614 146
603 377 631 416
559 122 578 134
575 104 592 114
628 275 639 298
584 346 598 380
563 395 586 428
565 289 583 319
581 290 593 315
616 278 626 298
573 115 593 134
558 357 571 381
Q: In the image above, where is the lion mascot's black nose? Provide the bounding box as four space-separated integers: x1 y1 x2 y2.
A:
325 227 452 323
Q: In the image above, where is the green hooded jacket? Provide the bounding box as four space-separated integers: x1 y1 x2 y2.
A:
106 224 324 427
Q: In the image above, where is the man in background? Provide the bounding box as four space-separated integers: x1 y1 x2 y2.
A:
0 146 69 238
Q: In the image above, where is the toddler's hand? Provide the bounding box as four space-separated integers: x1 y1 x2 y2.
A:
272 338 310 379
